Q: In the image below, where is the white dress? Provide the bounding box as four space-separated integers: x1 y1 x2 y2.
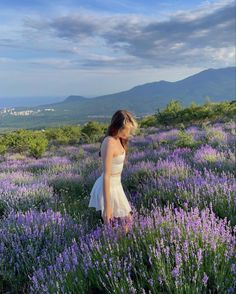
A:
88 151 132 218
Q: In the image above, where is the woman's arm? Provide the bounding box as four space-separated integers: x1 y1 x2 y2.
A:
102 137 114 223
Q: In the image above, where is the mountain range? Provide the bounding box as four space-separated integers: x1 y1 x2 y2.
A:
0 66 235 131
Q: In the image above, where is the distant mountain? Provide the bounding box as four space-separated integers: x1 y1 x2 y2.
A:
0 67 235 130
63 95 87 103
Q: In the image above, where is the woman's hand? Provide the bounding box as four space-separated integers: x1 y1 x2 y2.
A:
102 207 113 224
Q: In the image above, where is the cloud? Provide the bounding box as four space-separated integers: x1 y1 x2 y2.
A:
80 53 145 69
11 0 236 69
101 0 235 66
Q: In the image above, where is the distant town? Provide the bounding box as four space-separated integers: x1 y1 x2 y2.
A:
0 108 55 117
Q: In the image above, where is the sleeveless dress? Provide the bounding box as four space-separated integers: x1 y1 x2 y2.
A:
88 151 132 218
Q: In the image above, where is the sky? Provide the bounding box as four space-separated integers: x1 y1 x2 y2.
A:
0 0 235 98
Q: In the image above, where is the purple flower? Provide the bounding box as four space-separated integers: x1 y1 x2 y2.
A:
202 272 208 286
172 267 180 278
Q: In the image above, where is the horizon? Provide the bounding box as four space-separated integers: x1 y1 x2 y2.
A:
1 65 231 99
0 0 235 99
1 66 234 101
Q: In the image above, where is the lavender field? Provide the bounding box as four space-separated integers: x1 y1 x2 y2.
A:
0 121 235 293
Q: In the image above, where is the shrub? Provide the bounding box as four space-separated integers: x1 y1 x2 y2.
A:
28 132 48 159
175 130 198 148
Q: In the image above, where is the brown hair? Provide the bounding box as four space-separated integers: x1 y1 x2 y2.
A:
99 109 138 157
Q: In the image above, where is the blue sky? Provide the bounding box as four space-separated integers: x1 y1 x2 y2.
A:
0 0 235 98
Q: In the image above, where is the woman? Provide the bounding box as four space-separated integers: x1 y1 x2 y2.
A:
88 109 138 233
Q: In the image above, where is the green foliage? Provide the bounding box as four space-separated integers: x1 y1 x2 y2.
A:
151 101 236 127
4 129 30 153
139 115 156 128
45 125 81 145
0 121 107 157
0 137 7 155
81 120 104 143
165 99 182 112
28 132 48 159
0 129 48 158
156 100 182 126
175 130 197 148
0 144 7 155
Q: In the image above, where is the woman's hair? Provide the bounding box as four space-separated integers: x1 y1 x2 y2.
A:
99 109 138 157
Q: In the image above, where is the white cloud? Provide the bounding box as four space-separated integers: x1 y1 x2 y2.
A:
0 0 235 96
16 0 235 69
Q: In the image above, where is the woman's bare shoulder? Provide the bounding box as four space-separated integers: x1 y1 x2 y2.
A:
103 136 116 143
101 136 115 149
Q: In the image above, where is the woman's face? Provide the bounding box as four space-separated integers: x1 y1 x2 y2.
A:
117 123 133 139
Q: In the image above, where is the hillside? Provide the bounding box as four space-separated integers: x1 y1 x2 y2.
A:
0 67 235 130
